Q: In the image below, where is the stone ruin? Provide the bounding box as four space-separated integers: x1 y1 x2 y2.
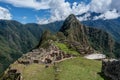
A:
102 59 120 80
17 45 73 65
3 69 22 80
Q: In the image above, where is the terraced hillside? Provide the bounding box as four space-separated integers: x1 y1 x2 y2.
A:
1 57 106 80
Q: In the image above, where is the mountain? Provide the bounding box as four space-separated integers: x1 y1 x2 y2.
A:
1 14 111 80
75 11 120 43
0 13 120 76
59 14 115 56
82 16 120 43
0 20 63 74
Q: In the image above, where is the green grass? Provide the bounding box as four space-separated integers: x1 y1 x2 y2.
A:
22 64 54 80
56 57 104 80
2 57 105 80
3 63 55 80
55 42 79 55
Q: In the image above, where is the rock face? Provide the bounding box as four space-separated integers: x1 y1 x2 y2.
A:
60 14 90 48
60 14 115 56
102 59 120 80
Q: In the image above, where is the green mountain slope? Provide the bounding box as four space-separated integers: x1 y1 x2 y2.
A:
0 20 63 74
0 14 120 80
60 14 115 57
1 14 115 80
82 18 120 42
0 20 38 74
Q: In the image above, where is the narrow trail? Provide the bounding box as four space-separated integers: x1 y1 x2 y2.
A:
53 57 76 80
54 57 76 63
53 62 59 80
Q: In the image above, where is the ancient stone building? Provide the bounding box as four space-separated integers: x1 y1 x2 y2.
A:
102 59 120 80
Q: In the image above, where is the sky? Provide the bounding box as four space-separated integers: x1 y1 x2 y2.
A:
0 0 120 24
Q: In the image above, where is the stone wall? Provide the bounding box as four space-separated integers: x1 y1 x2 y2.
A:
17 45 73 65
102 59 120 80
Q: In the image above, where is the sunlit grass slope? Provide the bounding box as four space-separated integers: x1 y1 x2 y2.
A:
3 57 105 80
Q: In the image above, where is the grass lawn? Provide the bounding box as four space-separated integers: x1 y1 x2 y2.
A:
54 42 80 55
4 63 55 80
56 57 104 80
2 57 105 80
22 64 54 80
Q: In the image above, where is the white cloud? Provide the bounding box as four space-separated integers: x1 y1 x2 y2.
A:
22 16 27 19
94 9 120 20
0 6 12 20
37 0 72 24
89 0 112 13
1 0 120 24
36 15 49 24
77 13 91 21
0 0 50 10
37 0 120 24
72 2 90 15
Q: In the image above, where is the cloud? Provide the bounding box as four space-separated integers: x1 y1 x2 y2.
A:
89 0 112 13
1 0 120 24
22 16 27 19
72 2 90 15
111 0 120 12
37 0 120 24
0 0 50 10
94 9 120 20
77 13 91 21
0 6 12 20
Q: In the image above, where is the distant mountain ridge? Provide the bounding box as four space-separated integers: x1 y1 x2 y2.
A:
1 14 120 80
0 14 120 75
82 18 120 42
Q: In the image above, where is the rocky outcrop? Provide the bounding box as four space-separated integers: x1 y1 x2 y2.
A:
59 14 115 56
60 14 91 50
102 59 120 80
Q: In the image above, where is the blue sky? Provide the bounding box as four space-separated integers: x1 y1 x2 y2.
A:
0 1 51 23
0 0 120 24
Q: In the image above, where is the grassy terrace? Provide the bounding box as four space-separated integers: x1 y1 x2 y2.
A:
54 42 79 55
56 57 104 80
2 57 105 80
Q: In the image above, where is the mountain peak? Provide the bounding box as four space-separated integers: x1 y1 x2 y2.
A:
64 14 79 24
60 14 81 32
66 14 77 21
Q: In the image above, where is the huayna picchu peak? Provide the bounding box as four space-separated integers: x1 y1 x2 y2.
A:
1 14 120 80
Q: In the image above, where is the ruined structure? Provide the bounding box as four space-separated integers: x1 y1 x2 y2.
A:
102 59 120 80
3 69 22 80
2 44 74 80
17 44 73 65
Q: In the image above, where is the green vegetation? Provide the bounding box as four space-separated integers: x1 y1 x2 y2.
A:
55 42 79 55
0 20 63 74
56 57 104 80
2 57 105 80
1 63 55 80
22 64 54 80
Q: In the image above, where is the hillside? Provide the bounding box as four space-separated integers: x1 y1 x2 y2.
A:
0 20 63 74
1 57 105 80
1 14 119 80
82 18 120 43
1 14 115 80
